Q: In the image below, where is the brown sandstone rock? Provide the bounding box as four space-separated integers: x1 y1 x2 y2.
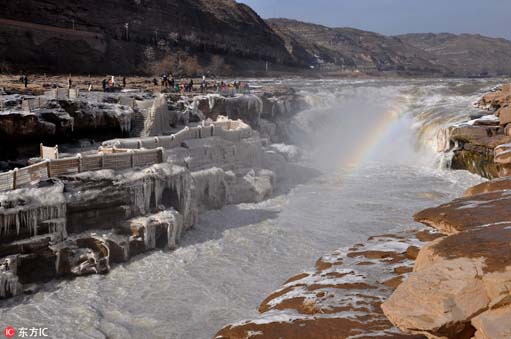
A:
478 84 511 111
471 304 511 339
498 106 511 125
405 246 420 260
414 190 511 234
495 143 511 164
414 229 444 242
464 177 511 197
383 224 511 338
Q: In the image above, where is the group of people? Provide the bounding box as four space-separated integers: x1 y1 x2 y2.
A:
102 76 127 92
19 74 29 88
154 74 250 96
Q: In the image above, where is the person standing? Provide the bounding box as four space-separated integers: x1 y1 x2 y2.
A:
68 75 72 89
102 78 107 92
122 77 126 88
23 74 28 88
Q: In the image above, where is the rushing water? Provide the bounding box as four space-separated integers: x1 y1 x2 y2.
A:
0 79 500 339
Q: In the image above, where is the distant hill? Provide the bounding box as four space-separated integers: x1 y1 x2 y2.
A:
267 18 448 76
398 33 511 77
1 2 511 77
0 0 297 75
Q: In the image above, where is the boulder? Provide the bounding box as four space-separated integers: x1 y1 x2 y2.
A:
472 304 511 339
464 177 511 197
495 143 511 164
414 190 511 234
498 106 511 125
383 224 511 338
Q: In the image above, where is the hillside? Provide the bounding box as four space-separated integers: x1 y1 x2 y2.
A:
1 2 511 77
0 0 297 75
399 33 511 77
267 18 448 76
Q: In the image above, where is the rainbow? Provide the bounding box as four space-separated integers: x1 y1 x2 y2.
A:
339 106 402 171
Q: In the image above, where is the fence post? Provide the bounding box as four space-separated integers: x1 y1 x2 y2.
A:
7 170 13 190
211 125 214 136
130 150 135 168
157 147 164 163
77 154 83 172
198 126 202 139
40 143 43 158
55 145 59 159
47 161 52 178
137 140 142 149
12 168 18 190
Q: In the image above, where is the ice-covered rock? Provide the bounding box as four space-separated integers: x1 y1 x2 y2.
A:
191 168 227 211
224 95 263 128
64 163 197 232
226 169 275 204
128 209 184 251
0 184 66 244
269 143 302 162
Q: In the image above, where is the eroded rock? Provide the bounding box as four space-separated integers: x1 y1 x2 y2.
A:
383 224 511 338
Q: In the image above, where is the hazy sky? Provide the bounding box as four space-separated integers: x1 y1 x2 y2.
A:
238 0 511 39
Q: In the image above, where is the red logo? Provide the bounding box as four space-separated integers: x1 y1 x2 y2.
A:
3 327 15 338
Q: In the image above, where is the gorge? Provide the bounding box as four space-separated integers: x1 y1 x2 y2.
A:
1 78 506 339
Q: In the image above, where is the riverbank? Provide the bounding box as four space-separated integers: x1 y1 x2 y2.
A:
215 83 511 339
0 78 499 338
380 84 511 338
0 79 314 299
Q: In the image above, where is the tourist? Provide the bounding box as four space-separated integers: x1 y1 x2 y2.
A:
122 77 126 88
88 82 93 92
102 78 107 92
23 74 28 88
161 74 168 88
68 76 72 89
170 75 175 89
153 78 158 86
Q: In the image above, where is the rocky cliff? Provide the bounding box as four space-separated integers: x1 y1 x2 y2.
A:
0 115 303 299
437 83 511 179
267 19 448 76
2 2 511 77
399 33 511 77
0 0 296 74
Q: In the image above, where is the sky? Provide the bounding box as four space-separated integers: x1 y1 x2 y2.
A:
238 0 511 39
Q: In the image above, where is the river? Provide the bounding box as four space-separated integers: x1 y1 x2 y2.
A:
0 78 499 339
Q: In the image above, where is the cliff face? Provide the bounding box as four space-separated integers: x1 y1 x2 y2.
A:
267 19 448 76
2 3 511 77
0 0 293 74
399 33 511 77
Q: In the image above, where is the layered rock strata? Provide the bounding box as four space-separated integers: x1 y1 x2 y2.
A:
439 83 511 178
0 87 307 163
0 120 297 299
382 176 511 339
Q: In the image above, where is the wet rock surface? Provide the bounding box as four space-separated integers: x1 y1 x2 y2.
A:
383 175 511 339
442 83 511 179
216 232 431 339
